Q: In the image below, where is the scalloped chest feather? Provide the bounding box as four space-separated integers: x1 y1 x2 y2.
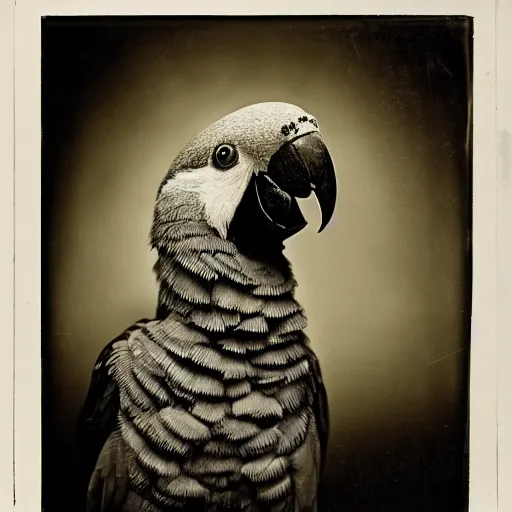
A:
102 229 323 512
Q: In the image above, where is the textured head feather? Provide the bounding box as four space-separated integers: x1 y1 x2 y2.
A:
159 102 320 189
153 102 321 241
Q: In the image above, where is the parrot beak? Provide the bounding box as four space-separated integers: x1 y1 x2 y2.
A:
228 132 337 248
266 131 337 233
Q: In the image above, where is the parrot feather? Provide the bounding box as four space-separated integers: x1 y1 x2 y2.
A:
149 487 186 509
225 380 252 399
81 102 333 512
201 475 230 489
202 440 240 458
267 332 304 346
132 413 191 458
209 490 239 508
172 250 219 282
272 311 308 336
191 400 231 424
159 407 211 442
257 359 311 385
132 365 172 407
290 417 322 511
275 381 311 413
149 343 225 397
121 419 181 478
269 500 292 512
212 418 261 442
127 460 151 494
188 344 252 379
172 235 237 256
217 338 267 354
261 298 301 319
251 279 297 297
276 410 311 456
151 219 212 247
85 430 129 512
241 455 289 484
234 315 269 334
251 344 308 367
256 475 292 502
200 253 254 286
154 317 210 345
232 391 283 420
154 260 211 305
157 284 194 318
128 334 167 378
157 475 210 500
118 389 145 419
189 308 241 333
183 456 243 476
239 428 281 458
211 282 265 315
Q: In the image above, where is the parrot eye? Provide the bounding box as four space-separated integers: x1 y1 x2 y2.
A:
213 144 238 170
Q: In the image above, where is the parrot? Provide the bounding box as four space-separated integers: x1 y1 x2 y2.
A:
77 101 337 512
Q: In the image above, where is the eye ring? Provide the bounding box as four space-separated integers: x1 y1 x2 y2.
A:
212 143 238 170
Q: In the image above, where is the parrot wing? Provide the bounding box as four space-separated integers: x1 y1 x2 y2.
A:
305 345 330 475
286 345 330 511
77 319 151 512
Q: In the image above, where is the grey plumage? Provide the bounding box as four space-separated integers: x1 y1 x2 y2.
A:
78 102 333 512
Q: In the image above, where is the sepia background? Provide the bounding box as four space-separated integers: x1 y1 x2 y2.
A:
42 16 472 512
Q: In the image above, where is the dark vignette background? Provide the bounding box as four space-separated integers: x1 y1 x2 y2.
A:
41 16 473 512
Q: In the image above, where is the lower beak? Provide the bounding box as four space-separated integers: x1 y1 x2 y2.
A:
227 132 337 247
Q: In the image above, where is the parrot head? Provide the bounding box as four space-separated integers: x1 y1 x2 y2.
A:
153 102 337 252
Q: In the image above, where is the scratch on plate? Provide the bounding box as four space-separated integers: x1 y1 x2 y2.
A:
426 347 467 367
350 32 361 60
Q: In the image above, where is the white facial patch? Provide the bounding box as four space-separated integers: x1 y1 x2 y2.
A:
161 157 257 239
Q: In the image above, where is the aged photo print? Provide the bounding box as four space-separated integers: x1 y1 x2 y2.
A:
41 16 472 512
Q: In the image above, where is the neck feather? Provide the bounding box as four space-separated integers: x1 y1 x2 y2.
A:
151 219 306 348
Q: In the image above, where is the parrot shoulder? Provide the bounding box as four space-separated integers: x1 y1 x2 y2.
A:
77 318 152 511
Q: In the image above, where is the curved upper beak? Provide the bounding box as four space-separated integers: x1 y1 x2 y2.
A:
266 131 337 233
227 131 337 250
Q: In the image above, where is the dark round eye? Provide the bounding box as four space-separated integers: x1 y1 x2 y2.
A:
213 144 238 170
